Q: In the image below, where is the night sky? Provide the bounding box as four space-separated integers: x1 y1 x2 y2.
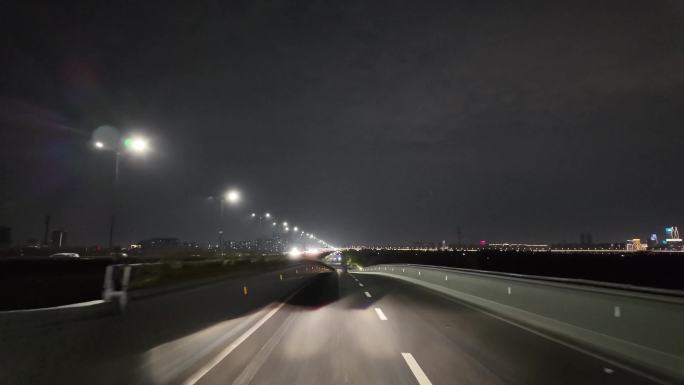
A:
2 0 684 246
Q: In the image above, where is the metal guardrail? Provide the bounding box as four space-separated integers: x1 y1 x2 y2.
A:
358 264 684 383
376 263 684 299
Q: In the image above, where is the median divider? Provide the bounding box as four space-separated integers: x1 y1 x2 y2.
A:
0 300 119 330
118 258 328 302
1 258 333 330
357 264 684 382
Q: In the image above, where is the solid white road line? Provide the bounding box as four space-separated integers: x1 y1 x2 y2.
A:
182 288 303 385
427 290 669 385
364 291 372 298
230 311 297 385
374 307 388 320
401 353 433 385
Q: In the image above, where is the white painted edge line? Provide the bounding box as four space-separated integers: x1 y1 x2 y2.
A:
400 279 672 385
230 312 297 385
1 299 106 314
374 307 388 320
401 353 433 385
182 287 303 385
364 291 372 298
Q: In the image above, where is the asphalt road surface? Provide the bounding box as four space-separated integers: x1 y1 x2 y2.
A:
2 269 666 385
176 271 662 385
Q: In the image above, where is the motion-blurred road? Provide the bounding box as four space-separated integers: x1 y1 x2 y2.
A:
190 271 660 385
1 269 664 385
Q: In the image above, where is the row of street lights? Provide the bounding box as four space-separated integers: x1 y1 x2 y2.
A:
248 211 333 249
210 195 334 250
91 129 333 251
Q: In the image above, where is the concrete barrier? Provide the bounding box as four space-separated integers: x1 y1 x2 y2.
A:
0 300 119 330
357 264 684 382
1 260 331 330
1 260 333 384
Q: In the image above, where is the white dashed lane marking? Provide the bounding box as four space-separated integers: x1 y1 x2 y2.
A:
401 353 433 385
374 307 388 321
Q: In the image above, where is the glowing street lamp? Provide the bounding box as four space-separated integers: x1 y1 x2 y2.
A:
225 189 241 205
265 212 271 218
123 136 149 153
282 221 288 227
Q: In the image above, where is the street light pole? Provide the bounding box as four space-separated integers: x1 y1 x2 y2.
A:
108 151 120 250
218 199 224 249
213 189 240 250
95 134 148 251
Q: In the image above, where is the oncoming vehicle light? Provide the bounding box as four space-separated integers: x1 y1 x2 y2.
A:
288 247 302 259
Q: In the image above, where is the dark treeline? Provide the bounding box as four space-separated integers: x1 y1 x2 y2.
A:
343 249 684 291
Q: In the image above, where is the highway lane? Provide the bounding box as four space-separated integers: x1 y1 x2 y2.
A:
2 266 666 384
189 270 662 385
0 264 325 385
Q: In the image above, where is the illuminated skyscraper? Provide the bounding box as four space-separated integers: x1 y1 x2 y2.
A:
626 239 647 251
665 226 680 240
664 226 682 249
